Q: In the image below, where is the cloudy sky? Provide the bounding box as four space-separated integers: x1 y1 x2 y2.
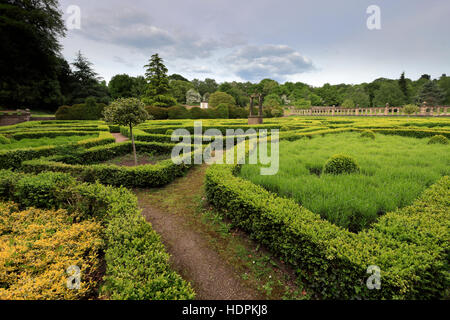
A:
58 0 450 86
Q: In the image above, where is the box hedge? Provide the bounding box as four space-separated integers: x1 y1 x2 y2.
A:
0 170 195 300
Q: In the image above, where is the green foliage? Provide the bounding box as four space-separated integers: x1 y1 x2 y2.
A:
359 130 375 139
373 81 405 107
145 106 169 120
263 94 282 107
428 135 449 145
403 104 420 115
143 54 176 107
0 170 195 299
22 141 194 188
108 74 134 99
341 99 355 109
208 92 236 108
103 98 149 127
323 154 360 175
0 134 10 144
167 106 190 119
185 88 202 105
293 98 311 109
189 107 207 119
168 80 193 104
417 80 445 106
55 98 106 120
0 0 66 110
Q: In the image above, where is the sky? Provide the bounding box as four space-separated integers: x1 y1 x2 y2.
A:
58 0 450 86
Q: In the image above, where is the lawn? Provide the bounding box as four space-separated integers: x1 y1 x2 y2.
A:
239 132 450 232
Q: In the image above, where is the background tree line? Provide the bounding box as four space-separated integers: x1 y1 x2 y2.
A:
1 0 449 116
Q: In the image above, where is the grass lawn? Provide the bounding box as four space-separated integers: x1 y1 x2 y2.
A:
0 135 97 150
240 132 450 232
102 152 171 166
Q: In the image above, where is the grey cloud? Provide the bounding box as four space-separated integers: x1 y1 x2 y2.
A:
75 7 226 59
224 45 314 81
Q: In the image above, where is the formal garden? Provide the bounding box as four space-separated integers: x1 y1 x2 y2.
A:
0 116 448 300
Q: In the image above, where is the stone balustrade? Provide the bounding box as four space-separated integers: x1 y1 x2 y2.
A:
288 106 450 117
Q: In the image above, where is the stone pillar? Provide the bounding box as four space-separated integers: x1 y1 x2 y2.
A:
384 103 389 116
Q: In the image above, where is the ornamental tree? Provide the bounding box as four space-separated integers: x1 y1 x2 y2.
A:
103 98 149 166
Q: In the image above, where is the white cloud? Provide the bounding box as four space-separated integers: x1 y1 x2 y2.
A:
223 45 314 81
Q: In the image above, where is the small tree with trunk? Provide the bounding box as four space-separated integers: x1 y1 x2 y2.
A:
103 98 149 166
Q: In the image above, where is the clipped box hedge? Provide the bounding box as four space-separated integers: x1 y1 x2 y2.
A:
206 162 449 299
0 170 195 300
204 130 449 299
0 131 115 169
21 141 197 188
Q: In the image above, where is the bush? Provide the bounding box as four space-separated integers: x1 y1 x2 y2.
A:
0 134 10 144
341 99 355 109
0 170 195 300
167 105 190 119
189 107 207 119
323 154 360 175
55 100 106 120
428 134 449 145
145 106 169 120
208 91 236 108
360 130 376 139
403 104 420 115
0 203 103 300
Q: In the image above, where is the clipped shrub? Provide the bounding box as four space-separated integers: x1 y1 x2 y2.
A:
167 106 190 119
323 154 360 175
165 129 174 136
0 203 103 300
428 134 449 145
360 130 376 139
145 106 169 120
0 170 195 300
0 134 10 144
189 107 207 119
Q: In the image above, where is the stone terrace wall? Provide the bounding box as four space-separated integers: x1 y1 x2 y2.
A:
288 106 450 117
0 109 31 126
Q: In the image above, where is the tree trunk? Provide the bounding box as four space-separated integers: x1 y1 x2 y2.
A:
130 123 137 166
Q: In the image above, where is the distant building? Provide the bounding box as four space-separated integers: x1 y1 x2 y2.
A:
200 102 209 109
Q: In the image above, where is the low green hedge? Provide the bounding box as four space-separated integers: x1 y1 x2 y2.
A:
0 170 195 300
21 141 197 188
10 130 100 140
0 132 115 170
205 150 449 299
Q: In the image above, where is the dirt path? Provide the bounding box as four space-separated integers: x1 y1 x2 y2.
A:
136 166 262 300
111 132 129 143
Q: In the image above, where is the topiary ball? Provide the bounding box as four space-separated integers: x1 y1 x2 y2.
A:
360 130 375 140
165 129 174 136
0 134 11 144
323 154 360 175
428 135 448 145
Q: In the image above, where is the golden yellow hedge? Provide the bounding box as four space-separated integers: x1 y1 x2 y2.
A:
0 202 103 300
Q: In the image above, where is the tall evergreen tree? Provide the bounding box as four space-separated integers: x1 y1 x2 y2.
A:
142 54 176 107
398 72 409 102
0 0 66 110
417 80 445 106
